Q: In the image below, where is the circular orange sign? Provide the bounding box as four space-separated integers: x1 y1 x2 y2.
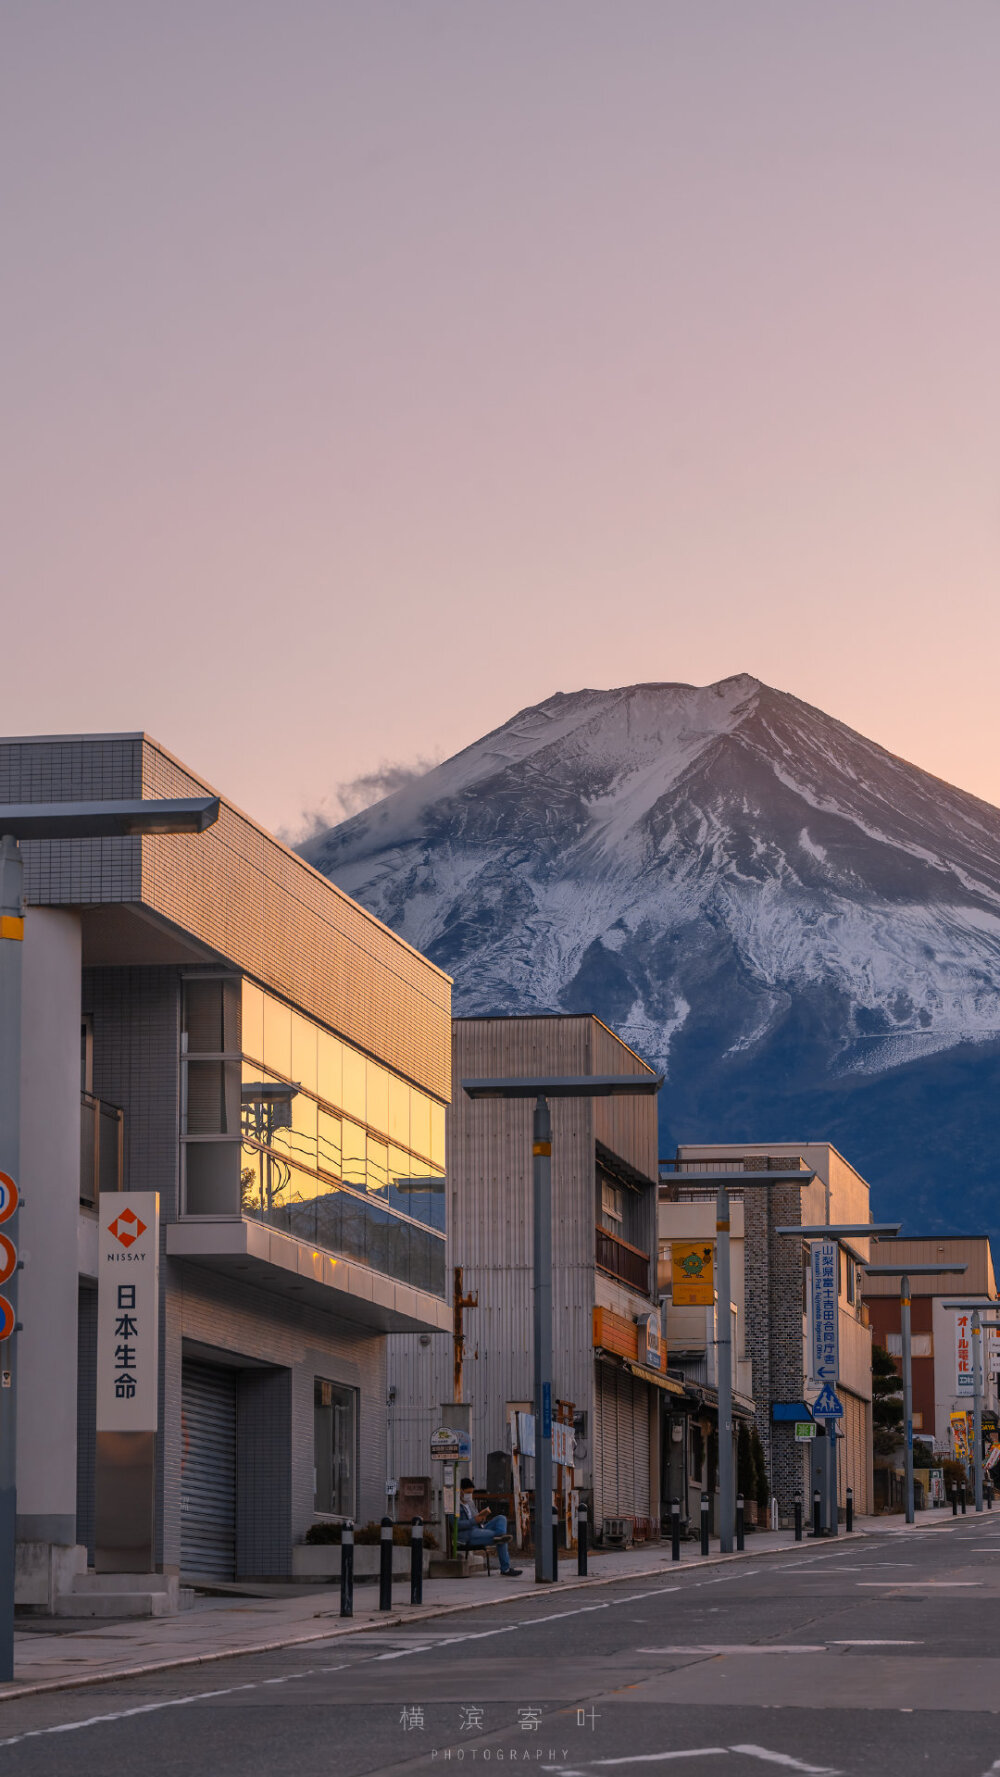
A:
0 1235 15 1286
0 1296 14 1341
0 1173 17 1225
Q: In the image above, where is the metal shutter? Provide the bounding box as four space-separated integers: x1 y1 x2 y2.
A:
631 1378 650 1518
181 1361 238 1579
616 1370 635 1514
594 1363 616 1525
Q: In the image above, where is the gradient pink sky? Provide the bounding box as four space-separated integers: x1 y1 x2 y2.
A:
4 3 999 834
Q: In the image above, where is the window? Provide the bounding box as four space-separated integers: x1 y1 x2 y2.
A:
886 1333 903 1356
314 1379 356 1517
601 1180 622 1225
846 1259 855 1305
182 977 242 1215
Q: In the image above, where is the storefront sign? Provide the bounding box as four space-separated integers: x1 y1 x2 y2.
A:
955 1312 974 1394
637 1309 663 1371
810 1242 839 1384
794 1422 817 1442
96 1192 160 1433
671 1242 714 1306
430 1427 471 1460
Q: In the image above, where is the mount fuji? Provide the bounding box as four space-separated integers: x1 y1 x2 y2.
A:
302 676 1000 1237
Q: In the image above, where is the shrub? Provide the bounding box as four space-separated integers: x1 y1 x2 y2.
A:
304 1520 437 1548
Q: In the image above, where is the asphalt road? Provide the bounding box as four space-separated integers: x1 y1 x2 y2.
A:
3 1516 1000 1777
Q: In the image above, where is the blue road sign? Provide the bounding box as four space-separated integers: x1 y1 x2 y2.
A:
812 1384 844 1420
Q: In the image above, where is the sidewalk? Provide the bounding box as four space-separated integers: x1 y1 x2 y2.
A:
0 1511 960 1703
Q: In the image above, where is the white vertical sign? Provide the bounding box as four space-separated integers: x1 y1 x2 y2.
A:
97 1192 160 1433
810 1241 839 1384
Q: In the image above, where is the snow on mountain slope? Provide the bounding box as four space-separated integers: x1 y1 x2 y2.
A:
304 675 1000 1086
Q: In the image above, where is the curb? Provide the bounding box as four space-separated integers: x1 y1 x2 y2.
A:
0 1513 967 1705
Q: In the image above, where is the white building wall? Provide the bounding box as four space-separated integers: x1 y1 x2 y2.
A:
17 908 82 1545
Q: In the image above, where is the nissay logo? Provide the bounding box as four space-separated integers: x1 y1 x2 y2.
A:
107 1209 147 1249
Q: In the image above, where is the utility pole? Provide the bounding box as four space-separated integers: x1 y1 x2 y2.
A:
866 1266 968 1522
715 1182 734 1553
0 838 24 1684
453 1266 478 1403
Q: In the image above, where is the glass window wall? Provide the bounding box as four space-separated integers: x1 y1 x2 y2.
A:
231 979 447 1296
314 1379 356 1517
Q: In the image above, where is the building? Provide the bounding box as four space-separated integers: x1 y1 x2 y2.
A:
388 1014 673 1545
662 1143 875 1521
657 1194 756 1527
2 731 452 1612
863 1235 999 1464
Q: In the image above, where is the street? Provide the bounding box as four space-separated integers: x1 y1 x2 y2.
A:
1 1517 999 1776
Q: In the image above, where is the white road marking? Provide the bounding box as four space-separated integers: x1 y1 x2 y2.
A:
857 1580 983 1588
730 1749 838 1773
0 1662 351 1749
636 1646 827 1656
828 1639 920 1646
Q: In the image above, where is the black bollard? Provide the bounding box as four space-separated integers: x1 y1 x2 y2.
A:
379 1516 393 1611
410 1517 423 1606
961 1484 967 1516
736 1493 745 1552
988 1481 994 1512
952 1486 958 1516
671 1498 681 1563
812 1489 822 1538
340 1522 354 1619
700 1492 710 1557
794 1493 803 1543
846 1487 853 1534
577 1505 588 1577
552 1506 560 1582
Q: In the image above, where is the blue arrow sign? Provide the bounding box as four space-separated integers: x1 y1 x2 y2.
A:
812 1384 844 1420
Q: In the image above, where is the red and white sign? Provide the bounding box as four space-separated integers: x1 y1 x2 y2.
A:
0 1172 18 1225
97 1192 160 1433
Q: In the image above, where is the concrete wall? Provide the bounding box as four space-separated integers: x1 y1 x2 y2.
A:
17 908 82 1547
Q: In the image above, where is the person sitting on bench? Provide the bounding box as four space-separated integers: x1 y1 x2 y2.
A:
457 1478 522 1575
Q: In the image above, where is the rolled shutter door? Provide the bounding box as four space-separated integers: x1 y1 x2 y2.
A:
181 1361 238 1579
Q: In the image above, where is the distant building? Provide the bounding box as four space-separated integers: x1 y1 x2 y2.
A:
863 1235 999 1462
3 731 451 1613
388 1014 669 1546
656 1194 755 1528
662 1143 875 1522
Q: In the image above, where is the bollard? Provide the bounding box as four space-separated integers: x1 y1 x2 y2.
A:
952 1486 958 1516
736 1493 745 1552
988 1481 994 1512
410 1517 423 1606
846 1487 853 1534
379 1515 393 1611
794 1493 803 1543
961 1484 967 1516
552 1506 560 1582
340 1522 354 1619
700 1492 710 1557
671 1498 681 1563
812 1489 822 1538
577 1505 588 1577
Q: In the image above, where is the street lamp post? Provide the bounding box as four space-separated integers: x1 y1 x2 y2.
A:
463 1073 662 1584
941 1302 1000 1512
863 1265 967 1524
0 796 218 1682
775 1224 901 1537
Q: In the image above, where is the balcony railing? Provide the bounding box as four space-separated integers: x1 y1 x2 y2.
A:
595 1225 651 1294
81 1092 124 1207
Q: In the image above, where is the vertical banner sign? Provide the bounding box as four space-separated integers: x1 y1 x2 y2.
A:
810 1241 839 1384
955 1312 974 1394
671 1242 715 1306
637 1308 662 1371
950 1410 971 1462
97 1193 160 1433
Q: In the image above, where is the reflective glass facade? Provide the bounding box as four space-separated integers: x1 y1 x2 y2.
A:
181 977 447 1297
